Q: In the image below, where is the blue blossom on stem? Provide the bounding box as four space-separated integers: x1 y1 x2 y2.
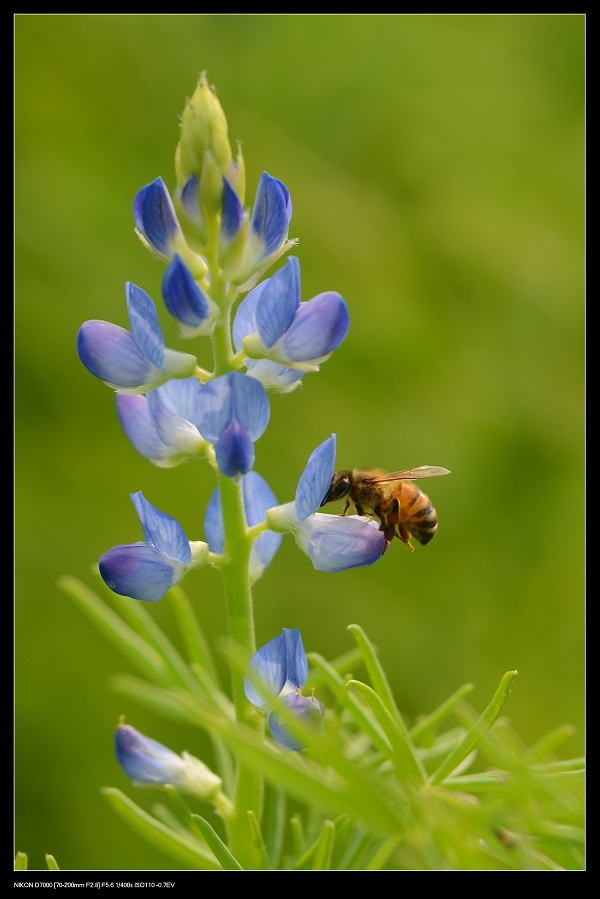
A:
204 471 282 584
267 435 386 571
162 255 218 338
221 171 295 285
234 257 349 376
116 377 208 468
77 283 198 394
115 721 223 799
195 372 270 477
244 629 324 751
99 492 208 602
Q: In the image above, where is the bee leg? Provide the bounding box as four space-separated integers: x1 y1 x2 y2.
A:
354 502 364 517
380 524 395 555
397 524 415 553
341 499 351 516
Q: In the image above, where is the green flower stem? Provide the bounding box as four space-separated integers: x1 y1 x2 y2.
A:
207 253 263 866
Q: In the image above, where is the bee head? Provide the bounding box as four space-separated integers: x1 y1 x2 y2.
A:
320 470 351 507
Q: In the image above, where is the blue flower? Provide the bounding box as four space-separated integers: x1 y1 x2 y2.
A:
115 722 222 798
195 372 270 478
132 177 185 260
77 283 198 394
234 257 349 377
162 255 217 338
221 172 295 284
133 177 208 279
244 629 324 751
116 377 207 468
99 492 208 602
204 471 282 583
267 435 386 571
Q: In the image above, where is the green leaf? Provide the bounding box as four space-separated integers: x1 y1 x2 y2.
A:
429 670 518 785
168 585 221 685
292 819 335 870
347 679 425 788
347 624 408 734
101 788 220 869
409 683 475 743
58 576 168 684
14 852 28 870
191 814 243 870
309 653 391 756
45 854 60 870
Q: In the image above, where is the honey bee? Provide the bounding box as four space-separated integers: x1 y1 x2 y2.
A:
320 466 451 554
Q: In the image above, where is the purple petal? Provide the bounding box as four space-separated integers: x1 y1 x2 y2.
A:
162 256 211 327
133 177 181 258
130 492 192 564
278 292 349 362
268 692 325 752
221 178 245 243
215 419 255 477
126 283 165 369
115 724 186 784
244 628 308 708
295 435 337 522
295 514 385 572
99 542 182 602
77 320 157 388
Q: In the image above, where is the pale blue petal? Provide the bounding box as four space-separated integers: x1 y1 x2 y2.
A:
77 321 157 388
244 628 307 709
278 292 349 362
250 172 291 258
196 373 269 443
255 257 300 348
295 435 337 523
116 394 173 461
130 491 192 564
232 280 267 349
203 488 224 555
295 514 385 572
99 542 182 602
133 177 181 258
195 376 234 443
146 378 203 446
126 283 165 369
162 256 211 327
229 372 270 440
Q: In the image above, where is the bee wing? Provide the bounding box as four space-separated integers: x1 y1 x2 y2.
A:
369 466 451 483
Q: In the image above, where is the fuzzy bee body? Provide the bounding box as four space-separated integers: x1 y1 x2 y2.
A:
321 465 450 554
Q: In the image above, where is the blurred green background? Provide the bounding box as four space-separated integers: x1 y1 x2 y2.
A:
15 14 584 870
